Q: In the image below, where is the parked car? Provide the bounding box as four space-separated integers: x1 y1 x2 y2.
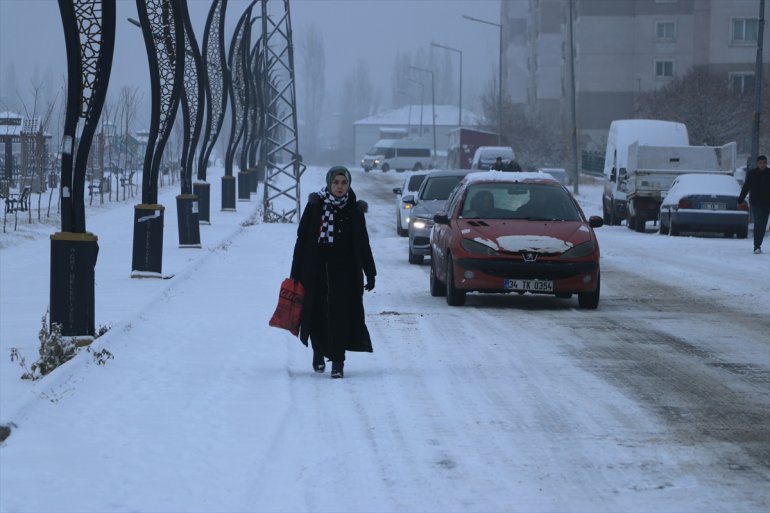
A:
658 173 749 238
405 169 474 264
429 171 603 308
392 171 428 237
539 167 569 185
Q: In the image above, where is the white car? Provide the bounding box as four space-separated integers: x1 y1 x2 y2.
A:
659 173 749 238
392 171 428 236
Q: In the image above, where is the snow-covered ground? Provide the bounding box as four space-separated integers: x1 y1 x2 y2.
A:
1 165 768 512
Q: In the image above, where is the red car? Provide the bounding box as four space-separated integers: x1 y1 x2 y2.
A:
429 172 603 308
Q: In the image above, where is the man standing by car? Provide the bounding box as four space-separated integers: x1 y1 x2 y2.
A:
738 154 770 254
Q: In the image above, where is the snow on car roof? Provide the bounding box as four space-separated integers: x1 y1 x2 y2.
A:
463 171 559 184
661 173 742 206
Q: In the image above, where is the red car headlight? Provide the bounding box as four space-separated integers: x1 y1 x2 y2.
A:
559 240 596 259
460 238 500 256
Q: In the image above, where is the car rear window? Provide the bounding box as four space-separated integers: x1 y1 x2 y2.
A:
407 174 427 191
420 176 465 201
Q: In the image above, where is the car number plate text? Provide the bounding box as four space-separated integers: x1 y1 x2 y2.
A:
701 202 726 210
504 279 553 292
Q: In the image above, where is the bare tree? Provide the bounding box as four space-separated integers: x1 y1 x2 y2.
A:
479 79 561 170
116 86 141 198
298 24 326 162
634 68 768 154
337 58 379 164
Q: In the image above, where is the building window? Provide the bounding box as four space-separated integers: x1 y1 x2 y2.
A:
732 18 759 45
656 21 676 40
655 60 674 78
730 72 755 95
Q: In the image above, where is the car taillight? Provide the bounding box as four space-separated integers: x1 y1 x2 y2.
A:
737 201 749 211
678 198 691 209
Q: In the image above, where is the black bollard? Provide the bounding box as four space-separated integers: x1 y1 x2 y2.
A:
238 171 251 202
221 175 236 211
193 181 211 225
50 232 99 344
248 167 258 193
131 204 165 277
176 194 201 248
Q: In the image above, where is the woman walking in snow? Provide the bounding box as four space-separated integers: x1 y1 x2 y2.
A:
290 166 377 378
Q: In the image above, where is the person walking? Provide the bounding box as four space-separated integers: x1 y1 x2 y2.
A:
738 155 770 254
290 166 377 378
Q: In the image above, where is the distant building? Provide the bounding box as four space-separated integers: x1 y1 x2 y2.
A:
502 0 770 152
353 105 481 165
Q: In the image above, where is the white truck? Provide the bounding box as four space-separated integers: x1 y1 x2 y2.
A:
623 141 737 232
602 119 690 226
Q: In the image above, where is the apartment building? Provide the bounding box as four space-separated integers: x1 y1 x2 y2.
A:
502 0 770 150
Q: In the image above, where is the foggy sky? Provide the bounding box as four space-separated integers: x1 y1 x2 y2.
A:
0 0 501 124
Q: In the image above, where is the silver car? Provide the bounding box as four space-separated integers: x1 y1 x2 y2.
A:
392 171 428 237
405 169 474 264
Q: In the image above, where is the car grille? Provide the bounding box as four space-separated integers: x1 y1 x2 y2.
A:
413 236 430 246
457 257 597 280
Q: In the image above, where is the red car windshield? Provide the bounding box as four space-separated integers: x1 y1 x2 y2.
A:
460 183 582 221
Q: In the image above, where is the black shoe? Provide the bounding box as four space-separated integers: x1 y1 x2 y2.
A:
313 352 326 373
331 361 344 379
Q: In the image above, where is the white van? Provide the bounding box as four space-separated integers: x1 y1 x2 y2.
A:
361 139 432 172
470 146 515 170
602 119 689 225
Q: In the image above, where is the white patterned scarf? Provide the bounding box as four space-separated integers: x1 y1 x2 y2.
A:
318 187 349 244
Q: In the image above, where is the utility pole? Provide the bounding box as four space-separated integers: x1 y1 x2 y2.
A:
567 0 579 194
751 0 766 165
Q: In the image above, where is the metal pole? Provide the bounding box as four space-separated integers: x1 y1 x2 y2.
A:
409 65 436 158
431 42 462 129
568 0 579 194
497 23 502 146
406 77 424 137
459 50 463 128
751 0 766 165
462 14 503 144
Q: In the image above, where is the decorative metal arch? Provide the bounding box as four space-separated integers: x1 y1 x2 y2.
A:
197 0 228 181
261 0 303 223
178 0 204 195
136 0 185 205
246 29 263 170
224 1 256 179
58 0 116 233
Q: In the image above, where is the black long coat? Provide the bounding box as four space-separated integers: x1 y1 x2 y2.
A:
290 189 377 351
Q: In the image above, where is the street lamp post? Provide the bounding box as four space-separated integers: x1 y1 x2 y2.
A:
431 42 462 129
409 65 436 158
405 77 425 138
398 90 413 135
463 13 502 145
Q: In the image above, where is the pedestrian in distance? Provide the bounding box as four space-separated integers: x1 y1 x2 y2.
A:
491 156 504 171
738 154 770 254
290 166 377 378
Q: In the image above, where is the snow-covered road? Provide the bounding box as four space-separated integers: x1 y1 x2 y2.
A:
1 166 768 512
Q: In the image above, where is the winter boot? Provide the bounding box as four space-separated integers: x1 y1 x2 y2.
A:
313 351 326 373
331 361 344 379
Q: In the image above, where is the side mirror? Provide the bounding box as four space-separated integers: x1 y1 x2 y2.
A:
402 194 415 204
433 212 450 225
588 215 604 228
393 187 402 195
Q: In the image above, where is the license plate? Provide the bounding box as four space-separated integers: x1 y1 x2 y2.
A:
701 202 725 210
504 279 553 292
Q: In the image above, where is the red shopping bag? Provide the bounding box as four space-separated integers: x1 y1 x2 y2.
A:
269 278 305 337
